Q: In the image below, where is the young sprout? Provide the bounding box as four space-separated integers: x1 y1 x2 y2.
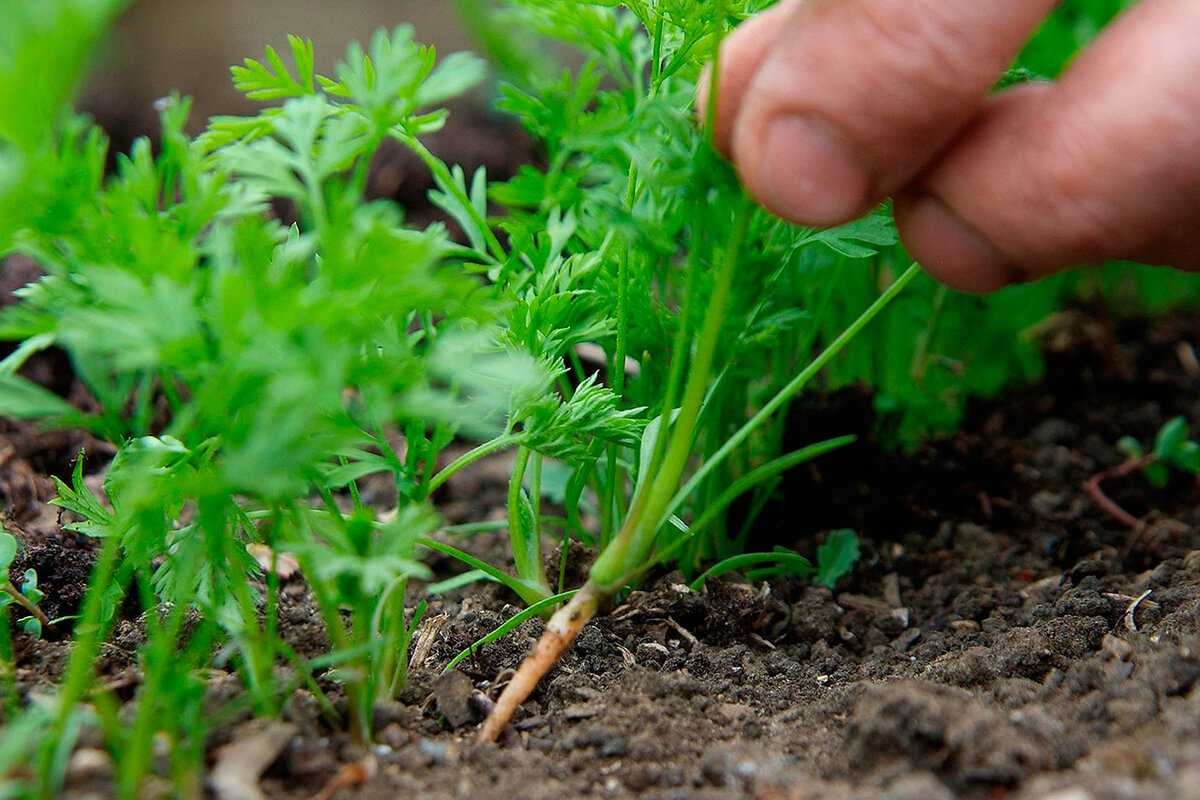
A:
1087 416 1200 530
473 0 923 742
0 532 54 637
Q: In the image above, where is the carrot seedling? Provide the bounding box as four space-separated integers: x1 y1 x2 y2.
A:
1088 416 1200 530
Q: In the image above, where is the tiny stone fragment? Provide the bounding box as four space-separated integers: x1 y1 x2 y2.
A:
433 670 477 729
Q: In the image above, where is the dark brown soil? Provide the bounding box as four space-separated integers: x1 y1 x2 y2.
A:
1 303 1196 800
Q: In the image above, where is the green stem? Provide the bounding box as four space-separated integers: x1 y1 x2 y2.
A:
637 26 728 496
0 599 18 717
603 163 639 539
401 133 507 263
910 283 948 384
590 200 752 592
426 432 525 496
1 584 51 631
662 263 923 527
507 447 549 596
46 529 125 789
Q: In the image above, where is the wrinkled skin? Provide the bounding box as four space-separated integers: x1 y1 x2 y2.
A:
706 0 1200 292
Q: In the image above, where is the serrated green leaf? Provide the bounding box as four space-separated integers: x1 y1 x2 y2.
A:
815 529 860 589
415 51 488 107
231 38 317 100
806 211 898 258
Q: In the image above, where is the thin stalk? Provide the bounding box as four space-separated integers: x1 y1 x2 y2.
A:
661 263 923 530
417 537 550 605
476 200 751 745
530 452 544 573
650 15 666 89
116 570 198 800
426 432 525 496
1 585 53 632
259 508 283 679
635 26 729 518
910 284 948 384
764 258 847 459
401 133 507 263
296 502 368 740
603 162 639 540
641 180 710 492
0 600 18 716
388 599 426 698
45 529 125 789
420 422 453 490
507 446 548 593
590 200 751 592
478 264 922 743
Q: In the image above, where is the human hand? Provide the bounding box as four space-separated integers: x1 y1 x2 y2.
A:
706 0 1200 292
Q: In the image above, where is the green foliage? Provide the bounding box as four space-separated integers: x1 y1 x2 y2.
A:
465 0 910 593
0 19 531 792
814 529 860 589
0 531 51 639
1119 417 1200 489
0 0 128 252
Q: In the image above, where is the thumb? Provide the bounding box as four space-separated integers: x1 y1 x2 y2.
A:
720 0 1056 227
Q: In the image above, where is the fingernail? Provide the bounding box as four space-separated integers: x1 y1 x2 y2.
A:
761 113 875 226
898 194 1019 293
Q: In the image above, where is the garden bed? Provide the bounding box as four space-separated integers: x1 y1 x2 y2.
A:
6 304 1198 800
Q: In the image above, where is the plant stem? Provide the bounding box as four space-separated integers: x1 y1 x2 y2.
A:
476 199 751 744
401 133 507 263
1085 456 1150 531
2 584 53 632
507 446 549 594
44 529 125 793
477 264 922 742
589 200 751 593
662 263 923 529
425 433 525 497
603 163 639 540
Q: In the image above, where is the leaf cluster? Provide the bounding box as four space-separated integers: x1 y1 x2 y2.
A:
1118 416 1200 488
0 20 532 755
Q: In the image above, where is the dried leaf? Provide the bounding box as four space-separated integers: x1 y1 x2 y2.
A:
210 720 298 800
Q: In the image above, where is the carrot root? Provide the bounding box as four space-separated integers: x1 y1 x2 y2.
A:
476 581 603 743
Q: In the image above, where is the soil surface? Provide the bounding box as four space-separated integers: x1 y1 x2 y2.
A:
3 289 1199 800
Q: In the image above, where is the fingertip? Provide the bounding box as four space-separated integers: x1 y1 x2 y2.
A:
741 112 876 227
895 193 1022 294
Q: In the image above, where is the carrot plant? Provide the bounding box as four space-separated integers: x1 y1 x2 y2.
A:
0 4 545 792
453 0 932 740
1 0 1193 791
